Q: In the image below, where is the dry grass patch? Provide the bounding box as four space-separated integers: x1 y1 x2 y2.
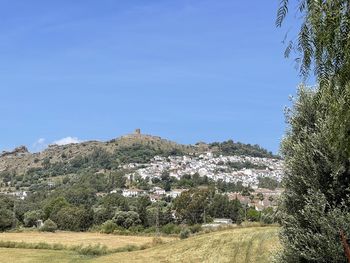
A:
0 231 175 250
92 226 280 263
0 248 87 263
0 227 280 263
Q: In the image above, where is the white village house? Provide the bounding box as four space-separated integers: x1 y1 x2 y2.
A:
166 189 187 198
152 186 166 195
121 188 145 197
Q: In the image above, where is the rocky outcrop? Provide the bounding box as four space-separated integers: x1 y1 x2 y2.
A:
1 146 29 158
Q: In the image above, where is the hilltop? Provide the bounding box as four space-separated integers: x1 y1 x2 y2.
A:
0 130 194 175
0 129 276 176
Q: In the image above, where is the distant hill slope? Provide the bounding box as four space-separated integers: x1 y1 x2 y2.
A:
0 132 193 175
0 130 277 176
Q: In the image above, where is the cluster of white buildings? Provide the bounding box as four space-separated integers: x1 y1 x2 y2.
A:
110 186 187 202
122 153 283 188
0 190 28 200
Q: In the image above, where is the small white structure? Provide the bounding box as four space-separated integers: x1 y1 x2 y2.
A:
10 191 27 200
213 218 233 224
166 189 187 198
122 188 144 197
152 187 166 195
36 220 44 228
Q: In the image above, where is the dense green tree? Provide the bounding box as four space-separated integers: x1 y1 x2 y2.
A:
0 208 14 231
277 84 350 262
108 171 126 190
43 196 69 219
146 203 173 227
53 206 93 231
208 194 242 222
0 196 14 210
209 140 276 158
79 173 108 192
64 186 96 206
209 194 231 218
136 195 151 226
173 189 210 225
113 211 141 229
93 207 111 225
276 1 350 262
23 210 44 227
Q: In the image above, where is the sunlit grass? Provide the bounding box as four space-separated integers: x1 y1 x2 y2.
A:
0 227 280 263
0 231 174 249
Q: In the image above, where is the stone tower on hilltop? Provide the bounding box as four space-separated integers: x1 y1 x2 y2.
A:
134 128 141 135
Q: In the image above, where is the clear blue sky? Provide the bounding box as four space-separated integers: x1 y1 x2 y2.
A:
0 0 303 153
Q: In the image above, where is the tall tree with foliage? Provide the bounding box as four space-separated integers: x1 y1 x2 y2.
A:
277 0 350 86
276 1 350 262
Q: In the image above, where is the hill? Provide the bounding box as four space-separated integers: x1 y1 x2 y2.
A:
0 130 277 178
0 226 280 263
0 130 193 175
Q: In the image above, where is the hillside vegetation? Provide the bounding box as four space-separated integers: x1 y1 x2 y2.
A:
0 226 280 263
0 132 277 177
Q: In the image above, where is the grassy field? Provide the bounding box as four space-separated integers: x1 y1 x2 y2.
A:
0 231 175 249
0 227 280 263
0 248 88 263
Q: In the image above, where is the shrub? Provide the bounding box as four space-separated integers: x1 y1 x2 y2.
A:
246 208 260 222
161 223 181 235
72 243 108 256
128 225 144 233
113 244 139 253
179 228 191 239
100 220 117 234
189 224 202 234
40 219 57 232
143 226 156 233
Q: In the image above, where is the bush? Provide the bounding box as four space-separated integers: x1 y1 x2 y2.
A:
143 226 156 233
128 225 144 233
189 224 202 234
161 223 181 235
23 210 44 227
40 219 57 232
72 244 108 256
179 228 190 239
246 208 260 222
100 220 117 234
